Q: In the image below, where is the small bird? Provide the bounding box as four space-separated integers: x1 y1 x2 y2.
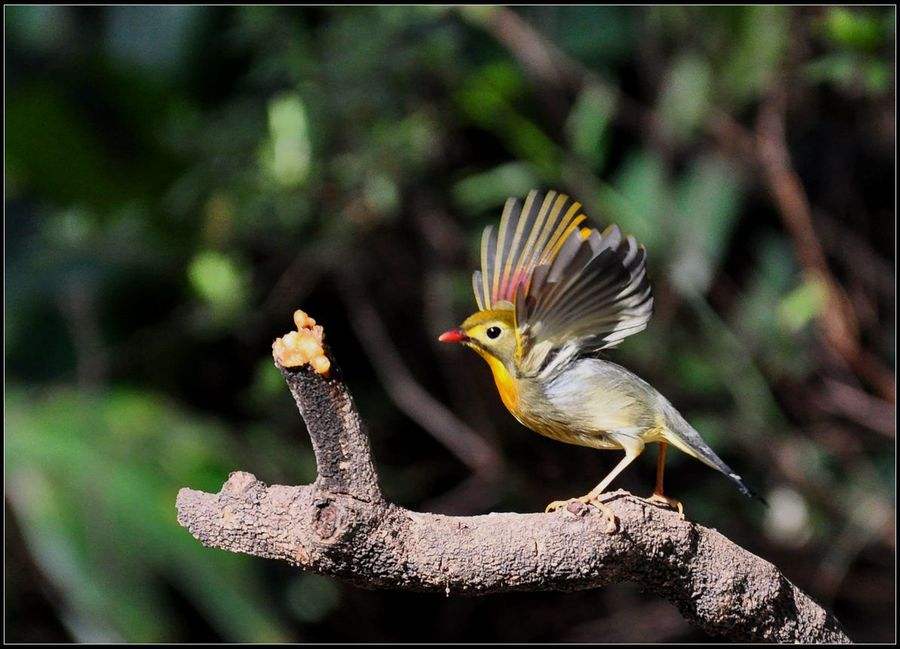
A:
439 189 760 527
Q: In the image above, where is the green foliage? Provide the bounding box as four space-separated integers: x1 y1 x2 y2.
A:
821 7 891 52
567 84 617 171
5 5 894 642
657 54 712 142
778 274 828 334
606 150 669 253
6 388 292 642
733 234 816 380
670 155 742 294
188 250 250 324
6 84 130 209
718 6 790 107
261 93 313 188
456 61 562 179
453 163 539 216
804 8 894 97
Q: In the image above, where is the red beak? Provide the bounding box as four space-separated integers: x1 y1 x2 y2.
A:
438 328 467 344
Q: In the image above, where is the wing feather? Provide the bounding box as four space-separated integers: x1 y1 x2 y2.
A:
469 189 653 374
499 193 533 300
520 227 652 365
479 225 497 311
472 190 587 308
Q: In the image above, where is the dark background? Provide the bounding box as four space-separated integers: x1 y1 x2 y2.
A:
5 5 895 642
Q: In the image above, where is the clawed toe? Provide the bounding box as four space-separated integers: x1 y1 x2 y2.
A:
545 496 618 532
647 493 685 519
544 499 572 513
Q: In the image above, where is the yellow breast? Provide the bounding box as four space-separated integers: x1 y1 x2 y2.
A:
475 349 520 414
474 349 624 450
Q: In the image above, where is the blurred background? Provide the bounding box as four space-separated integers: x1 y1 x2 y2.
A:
5 5 895 642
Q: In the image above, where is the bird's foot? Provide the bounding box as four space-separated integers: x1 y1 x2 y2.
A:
646 492 685 519
545 495 617 533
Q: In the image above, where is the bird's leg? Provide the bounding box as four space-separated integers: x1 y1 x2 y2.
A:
546 435 644 532
646 440 685 519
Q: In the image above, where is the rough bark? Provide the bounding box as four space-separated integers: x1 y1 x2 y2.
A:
176 356 850 643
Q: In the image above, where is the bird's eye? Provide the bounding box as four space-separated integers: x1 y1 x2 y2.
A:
486 326 501 339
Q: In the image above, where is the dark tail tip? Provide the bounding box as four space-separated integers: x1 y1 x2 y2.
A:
730 473 768 507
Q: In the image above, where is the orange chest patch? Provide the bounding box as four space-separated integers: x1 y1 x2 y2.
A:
482 353 520 414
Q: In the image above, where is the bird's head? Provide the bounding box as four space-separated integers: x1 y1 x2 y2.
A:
439 307 517 369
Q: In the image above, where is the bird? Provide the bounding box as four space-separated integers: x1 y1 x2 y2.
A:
438 189 761 528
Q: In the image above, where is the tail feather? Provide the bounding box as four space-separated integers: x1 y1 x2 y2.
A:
662 414 766 506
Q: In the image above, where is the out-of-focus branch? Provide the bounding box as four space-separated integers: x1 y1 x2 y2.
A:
336 271 505 509
755 90 895 403
464 6 894 404
176 327 851 643
815 210 895 300
461 6 653 136
463 6 755 161
62 280 108 389
691 294 894 550
812 378 895 439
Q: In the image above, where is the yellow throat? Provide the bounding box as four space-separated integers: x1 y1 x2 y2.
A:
474 348 519 414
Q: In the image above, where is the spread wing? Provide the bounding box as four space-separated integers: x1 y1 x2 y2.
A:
471 189 652 372
472 190 588 311
514 222 653 366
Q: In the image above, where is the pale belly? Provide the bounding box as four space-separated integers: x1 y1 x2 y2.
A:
511 383 626 451
512 361 665 451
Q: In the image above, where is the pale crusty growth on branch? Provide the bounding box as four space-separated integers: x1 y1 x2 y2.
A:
177 311 850 643
273 309 331 375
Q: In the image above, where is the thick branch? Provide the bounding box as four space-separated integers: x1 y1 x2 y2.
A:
280 358 381 503
177 352 849 643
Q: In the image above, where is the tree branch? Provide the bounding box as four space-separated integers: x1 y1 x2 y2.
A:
279 353 381 503
176 329 850 643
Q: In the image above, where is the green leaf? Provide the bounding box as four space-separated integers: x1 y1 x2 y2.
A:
673 351 722 394
670 155 743 294
730 234 815 379
452 163 539 215
821 7 887 52
734 233 796 341
864 60 891 94
187 250 249 319
6 5 71 52
778 273 828 333
804 52 859 86
455 62 561 178
455 61 525 127
657 53 712 142
260 93 312 188
6 387 292 642
607 149 669 254
566 84 617 171
719 6 789 107
363 172 400 217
